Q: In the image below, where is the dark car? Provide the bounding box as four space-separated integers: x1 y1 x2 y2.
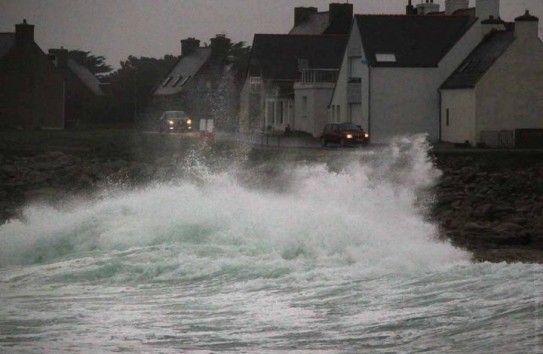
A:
158 111 193 133
320 122 369 147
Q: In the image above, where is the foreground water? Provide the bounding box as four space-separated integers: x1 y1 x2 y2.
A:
1 137 541 353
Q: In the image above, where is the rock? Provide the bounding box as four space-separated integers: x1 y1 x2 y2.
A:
493 222 524 234
23 187 63 203
500 214 528 225
463 221 487 232
472 204 494 219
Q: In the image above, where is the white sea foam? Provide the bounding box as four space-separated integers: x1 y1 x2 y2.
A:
1 136 541 353
0 135 467 278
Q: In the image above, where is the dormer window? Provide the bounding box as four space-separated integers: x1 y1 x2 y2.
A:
375 53 397 63
172 76 183 87
162 76 173 87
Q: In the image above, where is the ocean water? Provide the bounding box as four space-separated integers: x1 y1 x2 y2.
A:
1 136 541 353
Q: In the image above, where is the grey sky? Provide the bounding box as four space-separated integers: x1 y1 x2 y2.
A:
1 0 542 69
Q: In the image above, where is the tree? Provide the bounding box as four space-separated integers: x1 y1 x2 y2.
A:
66 49 113 80
105 54 179 123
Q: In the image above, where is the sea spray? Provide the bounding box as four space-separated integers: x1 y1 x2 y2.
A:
0 135 467 276
1 136 541 353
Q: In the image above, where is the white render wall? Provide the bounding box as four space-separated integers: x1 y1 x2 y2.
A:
441 89 477 144
329 18 482 144
369 20 481 144
294 82 335 137
328 21 369 129
476 29 543 135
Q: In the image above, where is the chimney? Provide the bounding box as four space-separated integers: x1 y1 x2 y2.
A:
328 3 353 33
416 0 440 15
181 37 200 56
294 7 318 27
445 0 469 15
210 34 231 58
406 0 416 15
514 10 539 41
476 0 500 22
48 48 69 68
481 15 505 37
15 19 34 43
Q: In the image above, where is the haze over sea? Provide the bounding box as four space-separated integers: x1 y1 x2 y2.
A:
1 136 541 353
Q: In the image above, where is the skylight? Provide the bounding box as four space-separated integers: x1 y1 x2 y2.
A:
375 53 397 63
172 76 183 87
162 76 173 86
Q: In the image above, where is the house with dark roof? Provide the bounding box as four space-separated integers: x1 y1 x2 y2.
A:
440 11 543 148
140 34 240 131
328 9 481 143
239 34 347 135
48 48 107 126
0 20 65 129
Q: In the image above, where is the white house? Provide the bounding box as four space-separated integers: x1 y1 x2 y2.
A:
239 34 347 135
239 3 352 136
326 0 517 144
440 11 543 148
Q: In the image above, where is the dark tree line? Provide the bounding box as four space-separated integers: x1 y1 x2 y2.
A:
63 41 251 124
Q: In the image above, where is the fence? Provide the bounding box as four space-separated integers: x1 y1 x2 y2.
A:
479 130 514 148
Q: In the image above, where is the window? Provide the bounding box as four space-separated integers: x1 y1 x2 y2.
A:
349 56 363 80
180 76 191 86
250 76 262 92
266 99 290 127
446 109 450 126
267 101 275 126
375 53 396 63
298 58 309 71
162 76 173 86
172 76 183 87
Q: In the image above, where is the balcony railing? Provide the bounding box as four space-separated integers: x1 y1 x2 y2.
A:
300 69 339 84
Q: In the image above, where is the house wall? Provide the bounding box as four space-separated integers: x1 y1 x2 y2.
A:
440 89 477 144
294 82 335 136
63 70 106 126
144 62 240 131
475 32 543 138
0 42 64 129
369 21 480 144
328 20 369 129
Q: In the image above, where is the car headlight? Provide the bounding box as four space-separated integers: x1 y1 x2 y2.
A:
346 134 353 139
168 120 174 125
364 133 369 138
187 119 192 125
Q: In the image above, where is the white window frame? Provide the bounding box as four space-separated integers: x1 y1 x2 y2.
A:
266 98 290 127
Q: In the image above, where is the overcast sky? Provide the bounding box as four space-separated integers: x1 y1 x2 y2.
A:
1 0 542 69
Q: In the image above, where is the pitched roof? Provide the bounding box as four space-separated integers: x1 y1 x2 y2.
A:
248 34 347 80
289 12 330 35
355 14 476 67
153 47 212 95
67 59 105 96
0 33 15 58
440 30 516 89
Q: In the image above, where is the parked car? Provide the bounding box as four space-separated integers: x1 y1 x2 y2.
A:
320 122 369 147
158 111 193 133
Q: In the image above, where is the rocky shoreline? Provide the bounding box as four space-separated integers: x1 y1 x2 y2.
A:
431 150 543 263
1 146 542 263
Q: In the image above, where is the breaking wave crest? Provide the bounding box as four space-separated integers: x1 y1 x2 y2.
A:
0 135 469 283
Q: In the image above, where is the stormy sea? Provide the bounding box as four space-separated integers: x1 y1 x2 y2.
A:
1 136 541 353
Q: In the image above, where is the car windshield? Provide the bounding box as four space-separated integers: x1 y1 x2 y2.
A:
163 111 187 119
339 123 362 131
